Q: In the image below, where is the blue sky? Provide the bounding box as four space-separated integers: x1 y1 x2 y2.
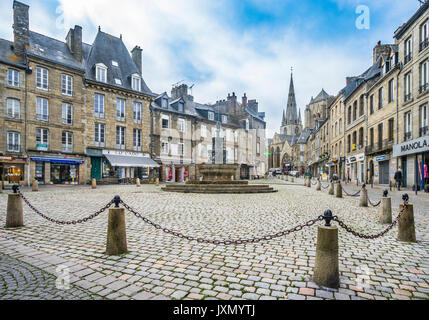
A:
0 0 422 137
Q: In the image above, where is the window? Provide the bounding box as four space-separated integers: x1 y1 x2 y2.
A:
405 37 412 64
178 143 184 156
339 119 342 133
161 141 169 154
116 126 125 149
359 95 364 117
208 112 214 121
359 127 364 147
369 95 374 114
116 98 125 121
8 69 19 87
161 98 168 109
246 119 249 131
61 74 73 96
7 99 20 119
178 119 185 132
222 115 227 124
114 78 122 85
421 60 428 93
36 97 49 121
7 132 20 152
112 60 119 67
36 67 49 90
388 79 394 103
257 142 260 154
348 106 352 124
94 123 105 147
421 19 429 51
201 125 207 138
421 105 428 136
133 129 142 151
132 75 141 92
161 115 169 129
62 103 73 125
36 128 49 150
378 87 383 109
405 112 412 141
370 128 374 147
388 118 394 141
178 102 184 113
404 73 412 102
62 131 73 153
96 64 107 83
94 94 105 118
352 131 357 147
133 102 142 123
353 101 357 121
377 123 383 147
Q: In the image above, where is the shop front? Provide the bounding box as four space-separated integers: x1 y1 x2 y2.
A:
346 153 365 184
372 154 395 185
162 163 190 183
0 156 27 186
393 136 429 191
30 156 84 185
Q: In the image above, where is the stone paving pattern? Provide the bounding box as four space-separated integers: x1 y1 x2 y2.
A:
0 180 428 300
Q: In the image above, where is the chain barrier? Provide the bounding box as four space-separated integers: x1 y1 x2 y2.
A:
18 190 114 225
368 197 382 207
332 200 408 239
120 199 324 245
311 180 318 186
341 186 361 197
321 184 330 189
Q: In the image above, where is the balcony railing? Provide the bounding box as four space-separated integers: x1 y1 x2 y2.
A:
133 146 142 152
36 114 49 121
404 93 412 102
365 139 394 154
420 83 428 94
404 132 412 141
62 118 73 125
94 141 105 148
420 38 429 52
420 126 428 137
404 53 412 65
116 144 125 150
62 145 73 153
7 144 20 152
94 112 105 119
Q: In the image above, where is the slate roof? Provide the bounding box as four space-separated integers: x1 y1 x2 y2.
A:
312 89 329 103
394 1 429 39
296 129 311 144
0 38 26 68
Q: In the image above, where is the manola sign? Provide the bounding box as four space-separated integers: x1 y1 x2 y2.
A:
393 136 429 157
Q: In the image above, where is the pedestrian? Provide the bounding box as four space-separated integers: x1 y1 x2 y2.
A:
394 168 403 191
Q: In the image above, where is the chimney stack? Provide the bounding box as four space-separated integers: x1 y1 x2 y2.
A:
242 93 248 110
373 41 391 64
131 46 143 74
66 25 83 61
13 1 30 57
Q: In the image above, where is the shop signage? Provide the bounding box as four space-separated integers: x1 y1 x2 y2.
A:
102 150 150 158
36 144 48 151
0 156 13 161
376 155 390 162
393 136 429 157
346 153 365 164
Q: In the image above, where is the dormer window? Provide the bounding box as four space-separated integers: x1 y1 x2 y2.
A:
222 115 228 124
161 97 168 109
208 112 214 121
96 64 107 83
114 78 122 85
178 102 184 112
132 74 141 92
112 60 119 67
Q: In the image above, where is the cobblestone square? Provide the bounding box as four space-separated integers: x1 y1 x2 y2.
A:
1 180 428 300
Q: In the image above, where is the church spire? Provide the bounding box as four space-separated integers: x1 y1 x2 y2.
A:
285 70 298 125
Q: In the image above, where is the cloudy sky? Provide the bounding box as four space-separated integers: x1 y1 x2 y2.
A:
0 0 422 138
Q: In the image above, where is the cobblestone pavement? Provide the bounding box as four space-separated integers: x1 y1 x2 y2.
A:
0 182 428 300
0 253 102 300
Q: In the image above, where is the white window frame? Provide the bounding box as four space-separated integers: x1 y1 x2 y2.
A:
36 97 49 121
133 129 142 151
161 141 169 154
421 60 428 88
421 105 428 129
222 115 228 124
388 79 394 102
7 132 20 152
116 126 126 149
94 94 105 118
61 74 73 96
405 112 412 140
95 63 107 83
36 67 49 90
132 74 141 92
62 131 73 153
161 98 168 109
161 115 170 129
208 112 214 121
178 143 184 156
405 72 412 101
8 69 19 87
62 103 73 125
133 102 142 124
114 78 122 85
405 37 412 57
116 98 126 121
201 125 207 138
36 128 49 150
94 123 105 147
7 98 20 119
178 118 185 133
421 20 428 43
112 60 119 67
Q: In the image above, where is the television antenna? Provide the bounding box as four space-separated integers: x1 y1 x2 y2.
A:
172 80 185 88
189 84 195 95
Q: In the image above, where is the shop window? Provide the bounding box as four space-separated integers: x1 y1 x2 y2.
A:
35 162 44 183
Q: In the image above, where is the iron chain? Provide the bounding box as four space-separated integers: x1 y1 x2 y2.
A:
368 197 382 207
341 186 361 197
18 191 114 225
121 200 324 245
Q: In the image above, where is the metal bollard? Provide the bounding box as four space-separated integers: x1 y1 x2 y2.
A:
32 179 39 192
336 181 342 198
313 210 340 289
398 194 416 243
316 179 321 191
106 196 128 255
91 178 97 189
359 184 368 207
136 178 141 187
6 185 24 228
379 190 392 224
328 181 335 195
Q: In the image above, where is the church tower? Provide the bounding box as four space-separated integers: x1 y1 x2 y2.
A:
280 71 302 136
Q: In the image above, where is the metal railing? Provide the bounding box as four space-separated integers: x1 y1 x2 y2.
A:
420 83 428 94
420 38 429 52
420 126 428 137
404 53 412 65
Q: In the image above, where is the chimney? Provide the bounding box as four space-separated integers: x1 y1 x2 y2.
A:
13 1 30 57
66 25 83 62
346 76 357 86
373 41 391 64
242 93 248 110
131 46 143 74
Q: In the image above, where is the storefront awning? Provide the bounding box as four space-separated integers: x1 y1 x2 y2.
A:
30 157 84 164
105 154 160 168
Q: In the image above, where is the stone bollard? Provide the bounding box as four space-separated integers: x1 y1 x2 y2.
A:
291 176 294 183
231 175 234 181
316 179 321 191
336 181 343 198
136 178 141 187
398 195 416 243
6 186 24 228
32 180 39 192
156 178 160 186
91 178 97 189
200 175 204 182
328 181 335 195
307 178 311 188
106 196 128 255
359 185 368 207
0 180 3 194
286 175 289 182
379 191 392 224
313 210 340 289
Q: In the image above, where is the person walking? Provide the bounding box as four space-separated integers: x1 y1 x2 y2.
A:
394 168 403 191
